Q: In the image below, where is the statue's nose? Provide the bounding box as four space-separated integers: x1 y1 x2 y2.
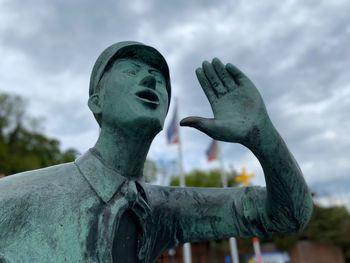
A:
139 75 156 90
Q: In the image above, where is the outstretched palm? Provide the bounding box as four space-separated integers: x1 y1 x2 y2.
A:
181 58 270 145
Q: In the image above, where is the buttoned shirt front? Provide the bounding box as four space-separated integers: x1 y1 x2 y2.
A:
75 149 154 262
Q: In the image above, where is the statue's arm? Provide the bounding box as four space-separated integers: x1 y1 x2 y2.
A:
151 185 270 247
238 119 313 234
176 59 313 244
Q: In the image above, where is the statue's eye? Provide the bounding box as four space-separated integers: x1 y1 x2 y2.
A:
152 74 164 85
124 69 137 75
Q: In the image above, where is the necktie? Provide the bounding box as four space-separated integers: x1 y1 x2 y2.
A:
97 180 153 263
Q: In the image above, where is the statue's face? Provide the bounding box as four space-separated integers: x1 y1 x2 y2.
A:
98 58 169 134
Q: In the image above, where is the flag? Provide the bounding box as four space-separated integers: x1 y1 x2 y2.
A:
166 106 179 144
206 139 218 162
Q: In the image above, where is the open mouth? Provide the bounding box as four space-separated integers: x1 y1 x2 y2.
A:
135 90 160 106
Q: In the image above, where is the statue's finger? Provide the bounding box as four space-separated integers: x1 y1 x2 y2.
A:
202 61 227 95
196 68 216 101
225 63 253 87
180 116 217 138
212 58 237 91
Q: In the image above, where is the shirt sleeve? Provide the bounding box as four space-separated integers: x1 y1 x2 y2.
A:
146 184 273 250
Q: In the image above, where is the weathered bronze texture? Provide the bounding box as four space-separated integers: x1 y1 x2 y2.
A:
0 41 313 263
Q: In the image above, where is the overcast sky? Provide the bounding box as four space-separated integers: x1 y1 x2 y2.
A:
0 0 349 190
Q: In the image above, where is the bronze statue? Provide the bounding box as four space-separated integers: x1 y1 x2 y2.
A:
0 41 313 263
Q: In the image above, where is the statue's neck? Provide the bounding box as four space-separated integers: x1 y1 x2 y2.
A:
93 125 153 179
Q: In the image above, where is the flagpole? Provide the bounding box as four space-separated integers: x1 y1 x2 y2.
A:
175 98 192 263
218 143 227 188
217 142 239 263
176 101 185 188
253 237 262 263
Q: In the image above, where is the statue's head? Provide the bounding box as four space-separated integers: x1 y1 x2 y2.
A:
88 41 171 135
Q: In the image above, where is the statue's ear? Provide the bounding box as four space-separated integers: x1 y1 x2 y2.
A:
88 94 102 114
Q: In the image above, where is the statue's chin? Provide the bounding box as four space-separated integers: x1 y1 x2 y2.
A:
115 115 163 140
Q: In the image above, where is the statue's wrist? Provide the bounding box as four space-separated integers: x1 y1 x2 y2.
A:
243 116 277 154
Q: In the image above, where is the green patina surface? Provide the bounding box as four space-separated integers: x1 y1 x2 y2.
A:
0 41 313 262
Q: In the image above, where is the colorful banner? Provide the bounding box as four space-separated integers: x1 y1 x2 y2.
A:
166 106 179 144
206 139 218 162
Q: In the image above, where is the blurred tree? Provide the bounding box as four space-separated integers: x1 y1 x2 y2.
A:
272 204 350 261
0 93 79 176
170 168 239 188
0 93 26 136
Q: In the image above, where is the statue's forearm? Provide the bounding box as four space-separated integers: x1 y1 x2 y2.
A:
151 117 313 246
246 120 313 233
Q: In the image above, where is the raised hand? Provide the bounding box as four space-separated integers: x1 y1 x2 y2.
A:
180 58 313 238
180 58 272 146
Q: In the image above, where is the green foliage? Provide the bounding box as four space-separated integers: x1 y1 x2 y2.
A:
0 93 26 134
170 168 238 188
273 204 350 261
0 93 79 176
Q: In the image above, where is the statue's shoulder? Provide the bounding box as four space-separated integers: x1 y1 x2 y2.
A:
0 162 94 254
0 162 81 202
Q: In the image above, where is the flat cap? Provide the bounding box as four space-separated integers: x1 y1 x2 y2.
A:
89 41 171 107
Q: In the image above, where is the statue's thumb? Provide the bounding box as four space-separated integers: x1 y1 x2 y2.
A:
180 116 216 136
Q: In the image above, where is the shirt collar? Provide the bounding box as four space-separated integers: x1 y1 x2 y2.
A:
74 149 126 203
